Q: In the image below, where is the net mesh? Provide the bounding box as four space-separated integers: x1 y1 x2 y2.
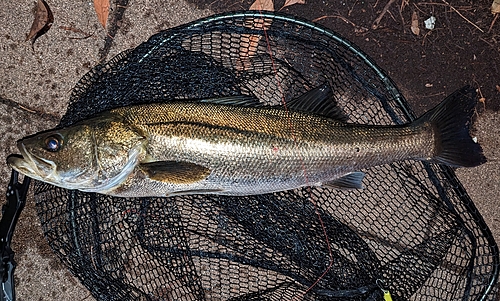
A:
32 12 498 300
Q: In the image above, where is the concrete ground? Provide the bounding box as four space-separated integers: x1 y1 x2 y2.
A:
0 0 498 300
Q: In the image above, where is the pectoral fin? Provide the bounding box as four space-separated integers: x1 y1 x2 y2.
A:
139 161 211 184
323 172 365 190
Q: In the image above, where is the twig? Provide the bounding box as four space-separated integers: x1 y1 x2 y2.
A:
313 15 369 33
372 0 398 29
421 29 433 46
489 13 499 33
440 0 484 33
59 26 96 40
477 89 486 112
416 2 457 6
18 105 36 113
400 0 409 12
478 37 500 56
0 96 60 123
422 92 446 98
348 0 358 17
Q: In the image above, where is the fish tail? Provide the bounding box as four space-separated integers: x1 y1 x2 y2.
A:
416 85 486 167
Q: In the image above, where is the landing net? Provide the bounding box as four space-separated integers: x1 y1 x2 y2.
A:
33 12 498 300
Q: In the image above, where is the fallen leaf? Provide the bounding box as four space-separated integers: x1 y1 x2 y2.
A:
94 0 110 28
26 0 54 45
250 0 274 11
238 0 274 70
281 0 305 10
411 11 420 35
238 17 273 68
492 0 500 14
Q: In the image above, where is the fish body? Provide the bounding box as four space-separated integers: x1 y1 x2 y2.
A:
7 85 486 197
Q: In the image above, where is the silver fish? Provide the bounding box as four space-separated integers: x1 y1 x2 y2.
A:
7 85 486 197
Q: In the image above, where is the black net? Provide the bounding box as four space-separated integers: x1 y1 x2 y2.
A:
32 12 498 300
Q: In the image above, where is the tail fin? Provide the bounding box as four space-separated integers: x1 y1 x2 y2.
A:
416 85 486 167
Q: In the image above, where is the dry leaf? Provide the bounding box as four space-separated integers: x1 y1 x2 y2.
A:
281 0 305 10
238 0 274 70
249 0 274 11
238 17 273 67
94 0 110 28
492 0 500 14
26 0 54 44
411 11 420 35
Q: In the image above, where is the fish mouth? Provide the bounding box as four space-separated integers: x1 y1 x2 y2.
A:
7 141 57 182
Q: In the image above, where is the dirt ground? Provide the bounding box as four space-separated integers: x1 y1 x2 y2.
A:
0 0 498 300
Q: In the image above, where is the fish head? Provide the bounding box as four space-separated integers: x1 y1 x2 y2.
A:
7 118 147 192
7 124 98 190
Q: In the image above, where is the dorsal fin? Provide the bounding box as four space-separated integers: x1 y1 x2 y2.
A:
199 95 263 107
285 84 348 121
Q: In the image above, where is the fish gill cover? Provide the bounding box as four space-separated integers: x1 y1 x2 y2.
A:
32 12 498 301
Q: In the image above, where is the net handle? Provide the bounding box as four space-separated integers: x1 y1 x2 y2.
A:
0 170 31 301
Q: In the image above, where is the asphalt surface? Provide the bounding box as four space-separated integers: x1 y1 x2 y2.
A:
0 0 498 300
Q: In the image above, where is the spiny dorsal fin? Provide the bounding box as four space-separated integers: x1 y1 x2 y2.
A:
285 84 349 121
199 95 263 107
139 161 211 184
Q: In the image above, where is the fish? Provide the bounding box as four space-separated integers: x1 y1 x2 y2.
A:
7 84 486 197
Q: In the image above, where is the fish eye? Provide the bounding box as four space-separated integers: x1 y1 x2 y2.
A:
44 135 62 152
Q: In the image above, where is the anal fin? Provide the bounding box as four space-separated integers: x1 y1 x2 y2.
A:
323 172 365 190
140 161 211 184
